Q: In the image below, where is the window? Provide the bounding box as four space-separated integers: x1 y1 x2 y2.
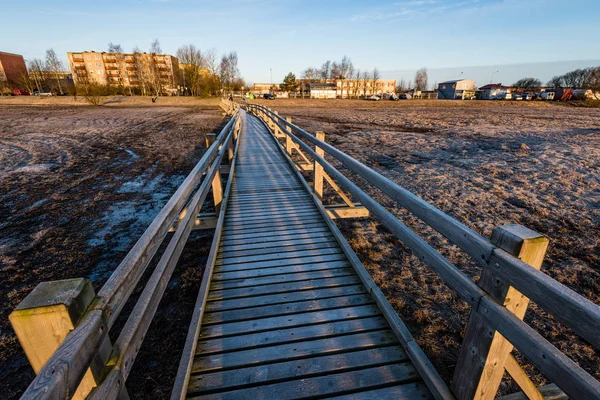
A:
96 63 101 67
90 70 94 74
442 85 446 89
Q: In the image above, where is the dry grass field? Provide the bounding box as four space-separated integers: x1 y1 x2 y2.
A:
255 98 600 392
1 97 598 397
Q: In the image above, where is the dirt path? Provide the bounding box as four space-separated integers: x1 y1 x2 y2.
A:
256 99 600 393
0 102 223 399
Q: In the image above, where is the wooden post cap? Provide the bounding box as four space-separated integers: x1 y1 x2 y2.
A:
491 224 549 269
11 278 94 326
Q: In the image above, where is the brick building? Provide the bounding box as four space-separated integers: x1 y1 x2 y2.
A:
0 51 28 89
67 51 180 94
336 79 397 98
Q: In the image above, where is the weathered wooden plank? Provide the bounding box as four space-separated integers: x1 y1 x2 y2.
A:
189 362 418 400
202 294 375 325
496 384 568 400
221 217 327 232
219 227 331 245
210 267 354 291
200 304 382 339
218 233 334 253
220 224 329 240
205 285 367 312
212 260 349 281
198 316 388 355
226 204 316 216
213 253 349 273
192 330 397 373
187 346 408 395
224 210 319 225
215 247 343 266
208 275 361 301
216 241 340 260
327 382 434 400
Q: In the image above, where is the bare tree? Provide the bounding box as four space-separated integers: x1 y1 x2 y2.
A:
320 61 331 83
371 67 380 96
219 51 239 96
396 78 408 92
150 38 162 54
177 45 204 95
107 42 128 94
108 42 123 53
132 46 148 95
17 71 35 94
204 48 220 96
513 77 542 89
414 67 428 91
27 58 47 93
547 75 564 88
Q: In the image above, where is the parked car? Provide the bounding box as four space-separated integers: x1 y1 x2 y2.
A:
513 94 523 101
388 93 400 101
523 93 533 101
540 92 555 100
263 93 275 100
400 93 412 100
33 90 53 96
367 95 380 101
12 89 30 96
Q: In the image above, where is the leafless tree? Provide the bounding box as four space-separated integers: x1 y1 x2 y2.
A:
585 67 600 97
414 67 428 91
204 48 220 96
17 71 35 94
107 43 128 94
108 42 123 53
177 45 205 95
396 78 407 92
219 51 240 96
150 38 162 54
371 67 380 96
320 61 332 83
27 58 47 93
513 77 542 89
132 46 148 95
547 75 564 88
45 49 65 94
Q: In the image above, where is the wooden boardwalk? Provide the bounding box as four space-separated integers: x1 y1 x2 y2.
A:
181 111 434 399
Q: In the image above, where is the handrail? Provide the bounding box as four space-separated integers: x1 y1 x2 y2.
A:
246 103 600 399
254 104 600 351
19 105 240 399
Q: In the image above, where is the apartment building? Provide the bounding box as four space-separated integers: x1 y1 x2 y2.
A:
67 51 180 93
0 51 28 87
336 79 397 98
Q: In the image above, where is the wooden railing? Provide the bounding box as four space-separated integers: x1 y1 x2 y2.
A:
246 102 600 400
9 100 241 399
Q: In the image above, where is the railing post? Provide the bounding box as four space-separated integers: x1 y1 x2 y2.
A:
285 117 293 155
314 131 325 201
452 224 549 400
205 133 223 214
9 278 116 400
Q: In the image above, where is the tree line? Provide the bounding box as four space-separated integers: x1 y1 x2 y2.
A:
513 66 600 91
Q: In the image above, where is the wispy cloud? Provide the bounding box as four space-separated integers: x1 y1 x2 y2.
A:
351 0 499 23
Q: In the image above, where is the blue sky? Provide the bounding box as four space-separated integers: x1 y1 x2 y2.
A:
1 0 599 87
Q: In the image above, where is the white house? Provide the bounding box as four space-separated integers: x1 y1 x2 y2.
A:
309 83 337 99
437 79 476 99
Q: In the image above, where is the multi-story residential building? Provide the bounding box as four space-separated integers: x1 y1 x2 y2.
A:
252 83 280 95
0 51 28 88
67 51 180 93
336 79 397 98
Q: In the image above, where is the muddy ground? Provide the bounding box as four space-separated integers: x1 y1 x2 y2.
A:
1 97 599 397
0 97 223 399
256 99 600 393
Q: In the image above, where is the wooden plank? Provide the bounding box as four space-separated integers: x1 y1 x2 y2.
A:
224 210 319 224
220 222 328 238
218 232 334 253
187 346 408 396
327 382 434 400
198 316 388 355
219 227 331 244
213 253 349 273
203 294 374 324
214 247 343 266
199 304 381 339
210 268 354 291
213 260 349 282
226 204 315 215
221 217 327 232
216 241 340 260
192 330 397 372
189 363 418 400
205 285 367 312
327 205 370 219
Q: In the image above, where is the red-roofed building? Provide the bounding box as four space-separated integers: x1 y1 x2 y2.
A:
478 83 511 100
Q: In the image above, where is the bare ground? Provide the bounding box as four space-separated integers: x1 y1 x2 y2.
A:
0 98 223 399
255 99 600 393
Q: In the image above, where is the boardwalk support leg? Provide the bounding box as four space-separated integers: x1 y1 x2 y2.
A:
9 278 125 399
206 133 224 214
452 224 550 400
314 131 325 201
